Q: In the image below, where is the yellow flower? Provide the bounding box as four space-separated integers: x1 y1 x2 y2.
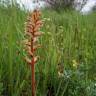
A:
72 60 78 68
57 63 64 78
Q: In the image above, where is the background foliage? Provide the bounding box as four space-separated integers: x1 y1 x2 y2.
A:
45 0 74 11
0 2 96 96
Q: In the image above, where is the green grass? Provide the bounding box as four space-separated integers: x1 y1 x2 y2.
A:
0 5 96 96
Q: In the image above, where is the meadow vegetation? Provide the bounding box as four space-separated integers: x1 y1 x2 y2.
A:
0 4 96 96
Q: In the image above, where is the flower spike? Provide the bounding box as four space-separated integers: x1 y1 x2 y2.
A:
23 9 43 96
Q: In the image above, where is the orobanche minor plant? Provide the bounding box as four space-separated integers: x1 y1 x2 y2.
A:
24 9 43 96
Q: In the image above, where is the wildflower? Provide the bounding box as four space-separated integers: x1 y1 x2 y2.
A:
57 63 64 78
23 9 43 96
72 59 78 68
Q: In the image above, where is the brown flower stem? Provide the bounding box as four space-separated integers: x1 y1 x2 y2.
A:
24 9 43 96
31 36 35 96
31 58 35 96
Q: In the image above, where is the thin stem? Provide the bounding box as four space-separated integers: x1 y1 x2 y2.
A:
31 58 35 96
31 37 35 96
